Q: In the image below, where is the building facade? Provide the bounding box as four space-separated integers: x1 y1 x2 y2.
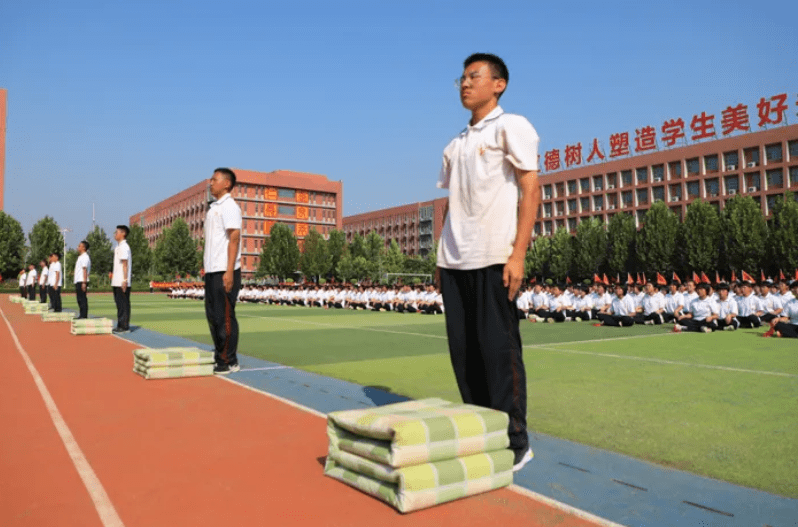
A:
130 169 343 278
534 124 798 237
343 197 448 257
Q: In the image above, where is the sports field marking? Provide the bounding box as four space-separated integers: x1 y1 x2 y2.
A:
0 305 125 527
216 374 620 527
533 346 798 378
525 332 674 348
237 313 449 340
238 366 291 372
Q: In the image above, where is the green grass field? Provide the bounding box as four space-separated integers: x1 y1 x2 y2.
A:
67 293 798 498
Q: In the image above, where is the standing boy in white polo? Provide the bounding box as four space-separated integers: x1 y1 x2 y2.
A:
26 264 37 301
203 168 242 375
437 53 540 472
74 240 91 319
38 260 49 304
48 252 63 312
111 225 132 333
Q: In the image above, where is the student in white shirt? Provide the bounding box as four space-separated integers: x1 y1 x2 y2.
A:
735 281 765 328
47 252 63 312
18 269 27 298
546 284 572 322
713 283 739 331
202 168 243 375
674 283 718 333
758 282 783 323
663 281 684 323
766 281 798 338
111 225 133 333
595 285 637 327
74 240 91 319
635 283 666 325
436 53 537 472
38 260 49 304
26 264 37 301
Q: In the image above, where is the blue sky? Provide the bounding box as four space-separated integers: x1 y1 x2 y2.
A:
1 0 796 249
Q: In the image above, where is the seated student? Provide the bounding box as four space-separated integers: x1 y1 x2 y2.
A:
673 283 718 333
713 282 739 331
567 285 594 321
515 285 531 320
662 281 684 323
735 281 765 328
774 278 795 305
763 280 798 338
589 283 612 319
529 283 551 322
545 284 572 322
675 280 698 323
635 282 666 325
595 285 636 327
758 281 783 323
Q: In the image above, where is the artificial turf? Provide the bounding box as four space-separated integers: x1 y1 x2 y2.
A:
67 293 798 498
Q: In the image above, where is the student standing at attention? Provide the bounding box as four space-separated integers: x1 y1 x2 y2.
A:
203 168 242 375
437 53 540 472
74 241 91 319
111 225 132 333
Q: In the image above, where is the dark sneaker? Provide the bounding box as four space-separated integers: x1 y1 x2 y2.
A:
512 448 534 472
214 363 231 375
229 363 240 373
112 327 124 334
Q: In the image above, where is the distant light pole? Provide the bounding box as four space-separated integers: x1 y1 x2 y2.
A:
60 228 71 283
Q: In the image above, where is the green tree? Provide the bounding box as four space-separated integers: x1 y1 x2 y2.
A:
299 228 330 282
549 228 574 281
348 233 367 259
326 229 346 281
126 224 152 281
85 225 114 278
257 223 300 281
384 239 405 275
573 218 607 279
28 216 64 267
65 249 78 284
336 252 369 283
682 199 721 274
153 218 200 278
768 192 798 273
637 201 680 274
525 236 551 278
364 231 385 281
606 213 636 276
0 211 26 280
721 195 768 273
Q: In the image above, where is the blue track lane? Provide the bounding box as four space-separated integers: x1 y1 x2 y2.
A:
119 325 798 527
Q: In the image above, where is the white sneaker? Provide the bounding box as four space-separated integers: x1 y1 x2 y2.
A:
644 320 654 325
723 325 735 331
701 326 712 333
512 448 534 472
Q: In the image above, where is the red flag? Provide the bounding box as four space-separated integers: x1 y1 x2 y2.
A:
627 273 634 285
701 272 710 284
731 270 738 282
715 271 721 284
529 277 537 284
794 268 798 280
593 273 601 283
603 273 609 285
642 274 647 285
780 269 786 281
761 270 766 283
692 272 700 283
566 275 572 284
635 272 642 285
656 272 667 285
741 270 754 282
672 272 681 284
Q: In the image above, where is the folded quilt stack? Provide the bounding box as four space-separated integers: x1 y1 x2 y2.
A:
23 301 49 314
9 296 26 303
324 398 514 513
71 317 115 335
133 347 215 380
41 312 76 322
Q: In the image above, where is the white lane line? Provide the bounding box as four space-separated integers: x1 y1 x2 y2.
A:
0 305 125 527
215 374 618 526
237 313 448 340
238 366 291 372
533 346 798 378
526 332 675 348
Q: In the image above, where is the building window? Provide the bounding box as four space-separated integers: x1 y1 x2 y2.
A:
593 195 603 210
593 175 603 191
636 188 648 206
606 172 617 189
568 218 577 232
636 209 647 225
669 161 682 178
652 186 665 202
652 165 664 182
568 199 578 214
543 203 552 218
285 223 295 232
765 143 783 163
669 184 682 201
725 176 739 194
580 178 590 193
278 205 295 216
705 178 720 197
766 168 783 188
724 151 739 170
543 184 552 199
622 191 633 207
621 170 633 186
744 147 760 167
580 197 590 212
685 181 699 199
788 140 798 159
556 201 565 216
278 188 296 199
568 180 578 195
790 166 798 185
746 172 761 191
704 155 719 173
686 158 700 176
636 167 648 184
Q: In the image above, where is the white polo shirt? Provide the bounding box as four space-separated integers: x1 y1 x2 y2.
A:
112 240 132 286
26 269 37 286
203 193 242 273
783 298 798 324
610 295 636 316
74 252 91 283
39 265 49 285
437 106 539 270
19 272 26 286
47 261 63 287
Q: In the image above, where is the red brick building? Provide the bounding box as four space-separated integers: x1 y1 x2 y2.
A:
535 124 798 237
343 197 448 257
0 88 7 211
130 169 343 278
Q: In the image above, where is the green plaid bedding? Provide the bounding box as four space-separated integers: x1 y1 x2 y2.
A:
133 348 215 367
41 312 76 322
324 447 513 513
9 296 26 303
72 318 114 328
24 304 49 314
71 326 114 335
327 398 509 468
133 363 214 380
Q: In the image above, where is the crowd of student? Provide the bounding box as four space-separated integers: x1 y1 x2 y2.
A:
516 277 798 338
168 283 446 314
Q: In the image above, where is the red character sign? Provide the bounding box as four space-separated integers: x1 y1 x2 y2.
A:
661 118 685 147
295 223 309 237
544 149 561 172
265 188 278 201
634 126 657 152
721 104 750 135
296 206 309 220
564 143 582 167
756 93 789 126
609 132 629 157
296 191 309 203
264 203 277 217
586 138 605 163
690 111 715 140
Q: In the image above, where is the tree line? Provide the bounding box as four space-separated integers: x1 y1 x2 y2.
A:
1 192 795 285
